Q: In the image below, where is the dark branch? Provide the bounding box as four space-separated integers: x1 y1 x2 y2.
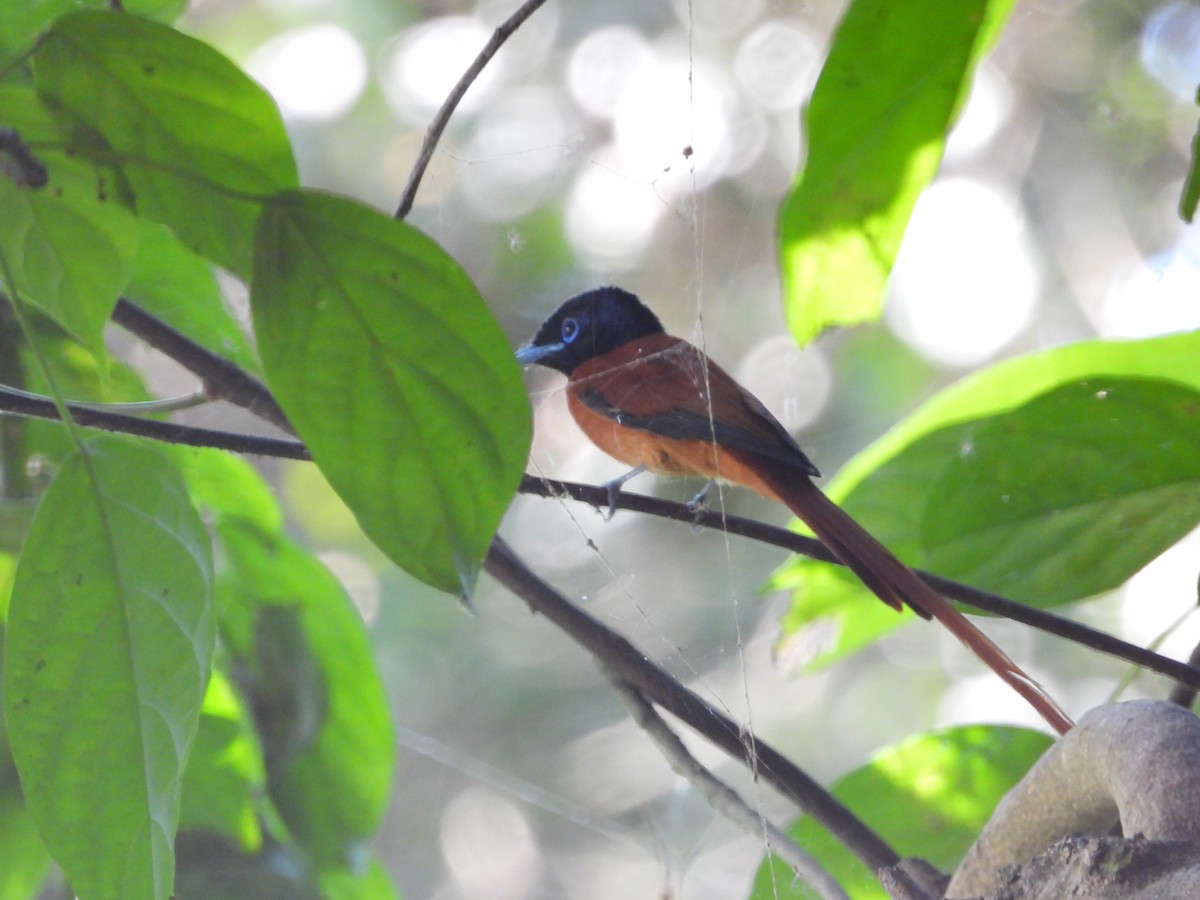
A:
484 535 906 877
112 298 292 432
0 386 308 459
519 475 1200 690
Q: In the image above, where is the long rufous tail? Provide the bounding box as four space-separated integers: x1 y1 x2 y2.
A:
770 475 1073 736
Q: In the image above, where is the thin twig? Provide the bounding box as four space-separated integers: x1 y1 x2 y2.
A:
393 0 551 220
519 475 1200 690
611 678 851 900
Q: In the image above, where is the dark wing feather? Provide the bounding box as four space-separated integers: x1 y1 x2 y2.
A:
573 337 819 476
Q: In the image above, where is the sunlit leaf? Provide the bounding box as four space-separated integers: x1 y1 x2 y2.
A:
777 373 1200 667
216 519 393 869
33 11 297 275
4 436 215 900
750 725 1051 899
0 86 138 354
252 189 530 595
779 0 1015 343
320 859 400 900
0 752 50 900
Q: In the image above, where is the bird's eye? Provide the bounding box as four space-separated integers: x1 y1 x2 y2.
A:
561 317 580 344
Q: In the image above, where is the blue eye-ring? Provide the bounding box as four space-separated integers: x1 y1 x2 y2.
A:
561 317 580 344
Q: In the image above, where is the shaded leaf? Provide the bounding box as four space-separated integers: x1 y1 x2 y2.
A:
779 0 1014 343
750 725 1051 899
216 519 393 869
125 222 260 374
0 0 187 68
252 189 530 595
0 86 138 354
778 375 1200 667
179 668 265 852
4 436 215 900
34 11 297 275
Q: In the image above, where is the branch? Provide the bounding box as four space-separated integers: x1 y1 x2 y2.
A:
520 475 1200 690
610 679 851 900
484 535 906 877
0 386 308 459
111 297 292 432
392 0 551 220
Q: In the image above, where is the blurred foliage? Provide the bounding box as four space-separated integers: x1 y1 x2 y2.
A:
0 1 1197 899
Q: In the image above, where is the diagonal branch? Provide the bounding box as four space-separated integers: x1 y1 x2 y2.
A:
610 678 851 900
484 534 912 881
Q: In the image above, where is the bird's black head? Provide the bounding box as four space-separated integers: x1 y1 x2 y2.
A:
516 286 665 374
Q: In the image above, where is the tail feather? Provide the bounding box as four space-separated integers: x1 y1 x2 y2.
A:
770 474 1073 736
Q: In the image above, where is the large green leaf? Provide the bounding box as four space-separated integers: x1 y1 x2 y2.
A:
4 437 215 900
779 0 1014 343
215 519 393 869
252 189 530 595
777 374 1200 666
750 725 1051 899
33 11 297 276
0 86 139 354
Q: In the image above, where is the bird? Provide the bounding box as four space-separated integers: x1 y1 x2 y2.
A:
516 286 1072 735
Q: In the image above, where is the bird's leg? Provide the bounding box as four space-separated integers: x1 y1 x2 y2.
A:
686 480 715 516
600 465 646 520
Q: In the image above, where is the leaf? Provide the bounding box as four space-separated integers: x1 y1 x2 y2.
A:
0 86 139 354
778 0 1015 343
33 11 298 276
1181 85 1200 224
125 222 260 374
778 374 1200 667
179 668 265 852
750 725 1051 900
0 747 51 900
216 519 393 869
320 859 400 900
252 189 530 595
0 0 187 68
4 436 215 900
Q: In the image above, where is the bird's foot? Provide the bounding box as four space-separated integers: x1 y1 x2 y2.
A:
600 465 646 521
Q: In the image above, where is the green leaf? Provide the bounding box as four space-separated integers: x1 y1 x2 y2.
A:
1181 86 1200 224
252 189 530 595
33 11 298 276
125 222 261 374
0 0 187 68
179 668 265 852
174 446 284 537
778 0 1014 343
750 725 1051 900
0 805 49 900
778 374 1200 667
0 753 51 900
4 436 215 900
0 86 139 354
320 859 400 900
216 519 393 869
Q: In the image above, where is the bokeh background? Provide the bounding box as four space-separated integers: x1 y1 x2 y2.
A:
171 0 1200 896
